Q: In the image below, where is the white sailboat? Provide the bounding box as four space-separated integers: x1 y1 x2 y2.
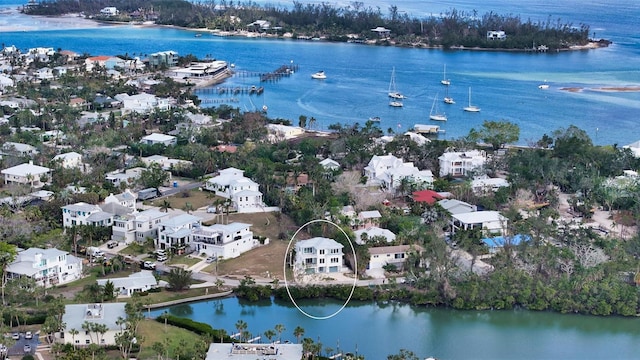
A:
441 64 451 86
388 67 405 100
429 93 447 121
463 87 481 112
443 85 455 104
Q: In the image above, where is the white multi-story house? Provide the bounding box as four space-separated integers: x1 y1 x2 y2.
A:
191 222 255 259
204 167 265 213
141 154 192 171
112 208 169 244
363 154 433 192
367 245 421 272
438 150 487 177
115 93 171 114
294 237 344 274
156 213 202 253
140 133 177 146
471 176 510 194
62 202 113 228
6 247 83 288
97 270 157 297
1 161 52 187
58 303 126 346
104 189 138 210
105 167 145 188
52 151 83 169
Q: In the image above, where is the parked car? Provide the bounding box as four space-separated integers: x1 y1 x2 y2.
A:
23 344 31 353
106 240 118 249
156 255 168 262
206 206 217 213
11 332 20 340
25 331 33 339
205 256 217 263
142 261 156 270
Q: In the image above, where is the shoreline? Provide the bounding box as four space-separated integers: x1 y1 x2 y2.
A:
144 289 233 310
3 10 609 54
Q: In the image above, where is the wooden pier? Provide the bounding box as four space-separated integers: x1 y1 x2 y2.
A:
200 98 239 104
233 64 299 82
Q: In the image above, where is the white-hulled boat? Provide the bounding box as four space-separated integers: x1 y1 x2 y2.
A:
388 67 406 99
463 87 481 112
444 85 455 104
441 64 451 85
429 93 447 121
311 70 327 79
389 100 403 107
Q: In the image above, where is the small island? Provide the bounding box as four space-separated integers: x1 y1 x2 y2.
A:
23 0 610 52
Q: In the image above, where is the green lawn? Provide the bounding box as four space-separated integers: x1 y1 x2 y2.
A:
137 319 204 360
167 254 201 267
147 188 220 210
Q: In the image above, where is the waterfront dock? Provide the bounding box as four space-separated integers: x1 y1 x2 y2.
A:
234 64 299 82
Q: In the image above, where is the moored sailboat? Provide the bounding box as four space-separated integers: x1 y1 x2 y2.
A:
463 87 480 112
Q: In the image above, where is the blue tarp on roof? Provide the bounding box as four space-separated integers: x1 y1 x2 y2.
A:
482 234 531 248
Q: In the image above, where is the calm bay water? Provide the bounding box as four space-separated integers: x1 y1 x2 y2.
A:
1 1 639 145
149 296 640 360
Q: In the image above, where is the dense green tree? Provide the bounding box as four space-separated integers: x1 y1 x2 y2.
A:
467 120 520 150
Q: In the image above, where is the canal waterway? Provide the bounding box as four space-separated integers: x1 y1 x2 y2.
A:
148 296 640 360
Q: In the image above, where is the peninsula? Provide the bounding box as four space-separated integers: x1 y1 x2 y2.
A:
22 0 610 52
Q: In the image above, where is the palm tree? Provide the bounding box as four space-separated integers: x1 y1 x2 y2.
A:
274 324 285 343
160 199 172 213
235 320 247 339
293 326 305 344
264 329 276 343
69 328 79 349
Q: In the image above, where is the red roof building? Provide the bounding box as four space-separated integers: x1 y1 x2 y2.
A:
412 190 444 205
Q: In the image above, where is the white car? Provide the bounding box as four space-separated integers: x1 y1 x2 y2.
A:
142 261 156 270
25 331 33 339
205 256 217 263
156 255 168 262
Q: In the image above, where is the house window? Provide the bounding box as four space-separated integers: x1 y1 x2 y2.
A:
330 248 339 254
86 339 90 344
305 258 314 264
319 258 325 264
75 340 79 344
303 247 313 254
394 253 405 259
319 249 325 255
330 257 339 263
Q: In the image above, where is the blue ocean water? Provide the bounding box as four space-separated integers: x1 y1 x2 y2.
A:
1 0 639 145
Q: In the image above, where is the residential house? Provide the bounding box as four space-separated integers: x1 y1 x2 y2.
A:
403 131 430 145
266 124 305 142
367 245 420 271
58 303 127 346
0 74 14 90
52 151 83 169
438 150 487 177
156 213 203 253
356 210 382 229
438 199 476 215
412 189 445 205
62 202 113 228
294 237 344 274
85 56 125 71
1 161 51 187
148 50 179 67
354 226 396 245
623 140 640 157
97 270 158 297
140 133 177 146
6 247 83 288
450 211 508 237
112 208 169 244
141 155 192 171
69 97 89 109
371 26 391 37
363 154 433 192
482 234 530 254
248 19 271 31
116 93 171 114
471 176 510 194
204 167 265 213
35 67 54 80
2 141 38 157
105 167 145 188
104 189 138 210
100 7 119 16
319 158 340 171
205 343 302 360
191 222 256 259
487 30 507 40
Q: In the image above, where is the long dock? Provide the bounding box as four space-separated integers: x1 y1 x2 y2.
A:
205 85 264 95
233 64 299 82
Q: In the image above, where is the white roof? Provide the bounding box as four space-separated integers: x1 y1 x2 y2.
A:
452 210 506 224
142 133 176 142
319 158 340 167
1 162 51 177
359 210 381 219
52 151 82 161
159 213 201 228
3 141 37 152
63 303 127 331
354 226 396 245
97 270 157 289
296 237 343 250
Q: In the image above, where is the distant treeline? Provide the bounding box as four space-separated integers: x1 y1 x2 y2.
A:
25 0 596 50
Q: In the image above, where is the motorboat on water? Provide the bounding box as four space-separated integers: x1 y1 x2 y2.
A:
311 71 327 79
368 116 381 122
389 100 403 107
538 81 550 89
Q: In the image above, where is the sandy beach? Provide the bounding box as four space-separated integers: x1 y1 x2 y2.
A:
0 7 108 32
